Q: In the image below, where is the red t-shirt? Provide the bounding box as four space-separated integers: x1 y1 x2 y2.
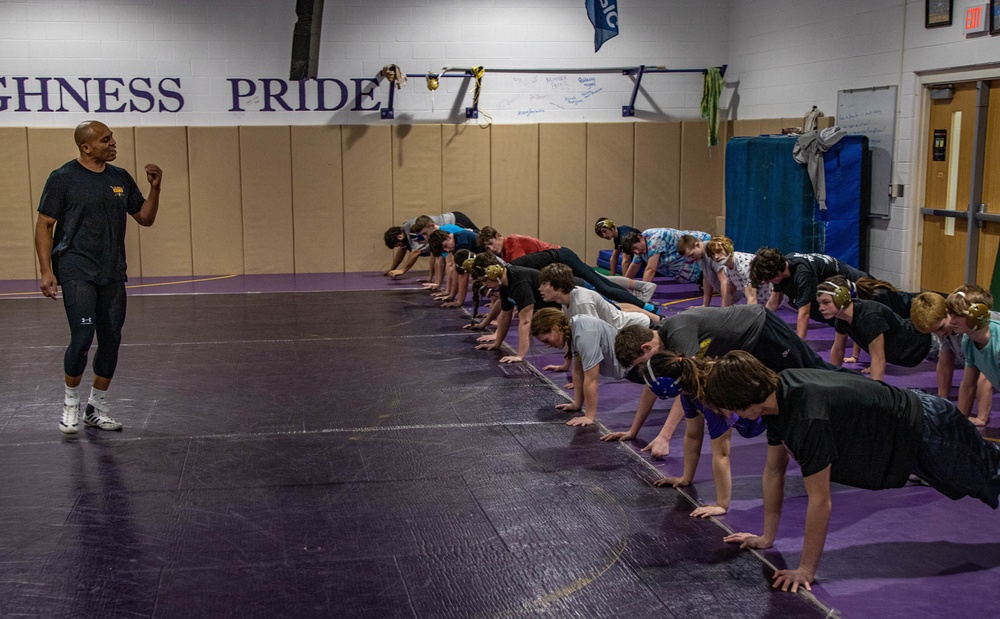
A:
502 235 560 262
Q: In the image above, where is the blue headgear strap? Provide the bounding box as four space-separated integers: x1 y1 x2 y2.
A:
643 358 681 399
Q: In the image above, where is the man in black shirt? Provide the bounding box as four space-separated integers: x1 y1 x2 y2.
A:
817 279 933 381
608 305 838 457
35 121 162 434
468 252 559 364
704 351 1000 593
750 248 869 339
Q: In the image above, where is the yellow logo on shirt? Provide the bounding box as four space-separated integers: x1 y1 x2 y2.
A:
111 185 124 196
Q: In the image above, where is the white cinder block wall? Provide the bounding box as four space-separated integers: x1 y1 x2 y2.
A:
0 0 729 126
728 0 1000 288
1 0 996 287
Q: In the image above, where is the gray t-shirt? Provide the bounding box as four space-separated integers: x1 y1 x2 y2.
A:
402 213 456 251
656 304 766 357
571 314 628 379
564 288 650 330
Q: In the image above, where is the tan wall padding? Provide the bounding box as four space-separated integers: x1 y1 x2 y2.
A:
731 118 830 138
4 120 748 279
188 127 243 275
392 124 443 224
539 124 587 252
781 117 807 131
342 125 392 272
0 128 37 280
679 120 727 234
586 123 634 265
732 119 762 138
757 118 784 135
291 125 345 274
240 126 294 274
134 126 192 277
441 125 491 227
778 117 831 131
26 128 78 208
634 122 681 231
26 129 77 278
491 124 539 237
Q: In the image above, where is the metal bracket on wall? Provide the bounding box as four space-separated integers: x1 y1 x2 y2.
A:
381 85 396 119
376 68 478 121
622 64 727 117
376 64 728 121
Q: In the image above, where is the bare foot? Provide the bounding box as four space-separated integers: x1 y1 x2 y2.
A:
971 417 988 427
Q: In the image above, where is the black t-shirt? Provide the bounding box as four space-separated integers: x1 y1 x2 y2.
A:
37 160 144 284
768 368 923 489
869 288 916 319
510 249 560 271
655 305 766 357
499 265 559 312
834 299 932 367
774 253 867 322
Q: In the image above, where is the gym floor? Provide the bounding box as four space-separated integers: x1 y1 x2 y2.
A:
0 273 997 618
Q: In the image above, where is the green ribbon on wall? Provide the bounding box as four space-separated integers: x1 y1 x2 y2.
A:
701 67 723 147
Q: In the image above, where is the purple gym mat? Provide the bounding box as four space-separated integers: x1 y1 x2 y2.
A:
2 268 998 618
504 275 1000 619
0 271 829 618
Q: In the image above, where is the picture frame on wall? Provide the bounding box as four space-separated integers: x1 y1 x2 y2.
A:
925 0 953 28
992 0 1000 34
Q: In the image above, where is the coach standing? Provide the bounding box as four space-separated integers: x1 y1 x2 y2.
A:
34 120 162 434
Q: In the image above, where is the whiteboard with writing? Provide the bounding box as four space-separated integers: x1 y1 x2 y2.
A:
837 86 897 218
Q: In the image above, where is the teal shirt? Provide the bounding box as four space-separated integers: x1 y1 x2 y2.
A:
962 319 1000 388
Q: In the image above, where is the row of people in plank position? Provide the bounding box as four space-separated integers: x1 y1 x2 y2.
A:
384 214 997 425
383 214 1000 593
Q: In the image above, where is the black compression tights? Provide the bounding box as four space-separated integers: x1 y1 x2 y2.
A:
61 280 127 379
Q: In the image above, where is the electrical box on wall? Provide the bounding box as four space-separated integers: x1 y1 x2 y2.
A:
965 3 990 34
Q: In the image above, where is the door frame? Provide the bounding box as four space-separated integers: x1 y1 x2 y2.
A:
912 64 1000 289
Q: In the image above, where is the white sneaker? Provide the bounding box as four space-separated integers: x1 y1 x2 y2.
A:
60 403 80 434
84 403 123 431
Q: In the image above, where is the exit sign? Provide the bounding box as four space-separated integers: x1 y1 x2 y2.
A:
965 3 989 33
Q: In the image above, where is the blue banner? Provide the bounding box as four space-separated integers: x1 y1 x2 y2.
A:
585 0 619 52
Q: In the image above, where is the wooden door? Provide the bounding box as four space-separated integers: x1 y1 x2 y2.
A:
921 81 1000 293
920 82 977 292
